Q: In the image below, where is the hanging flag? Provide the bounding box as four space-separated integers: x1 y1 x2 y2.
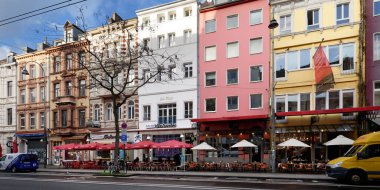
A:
314 45 334 92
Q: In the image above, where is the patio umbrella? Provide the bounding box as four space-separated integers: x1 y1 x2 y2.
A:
97 142 131 150
191 142 216 150
152 140 193 149
74 142 101 150
231 140 257 163
55 143 77 151
130 140 159 149
278 138 310 162
324 135 354 161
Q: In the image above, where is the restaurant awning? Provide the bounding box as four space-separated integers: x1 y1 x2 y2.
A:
191 114 268 123
275 106 380 117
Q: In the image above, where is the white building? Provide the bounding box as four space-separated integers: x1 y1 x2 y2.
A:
0 52 17 155
136 0 198 161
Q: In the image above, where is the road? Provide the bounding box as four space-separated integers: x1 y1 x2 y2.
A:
0 172 378 190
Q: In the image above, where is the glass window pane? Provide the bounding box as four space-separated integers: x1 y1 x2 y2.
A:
250 66 262 82
275 54 286 78
343 4 349 18
300 93 310 111
343 91 354 108
287 94 298 112
227 96 238 110
250 10 262 25
206 20 216 33
227 42 239 58
375 91 380 106
205 46 216 61
329 45 340 65
276 97 286 112
227 69 238 84
227 15 238 29
329 91 340 109
316 92 326 110
287 51 298 71
375 1 380 15
206 99 216 112
250 94 262 109
300 49 310 68
337 4 342 19
375 34 380 61
342 44 354 71
250 38 263 54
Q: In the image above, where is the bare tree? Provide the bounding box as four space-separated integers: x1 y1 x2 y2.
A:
76 10 179 172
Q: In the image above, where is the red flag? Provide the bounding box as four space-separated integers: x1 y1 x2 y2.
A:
314 46 334 92
12 140 18 153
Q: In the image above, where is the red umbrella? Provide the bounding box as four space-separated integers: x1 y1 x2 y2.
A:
12 140 18 153
97 142 131 150
74 142 101 150
152 140 193 149
130 140 159 149
54 143 77 150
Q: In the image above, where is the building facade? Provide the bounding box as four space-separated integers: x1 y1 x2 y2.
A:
0 52 17 156
271 0 365 162
137 0 198 161
194 0 271 163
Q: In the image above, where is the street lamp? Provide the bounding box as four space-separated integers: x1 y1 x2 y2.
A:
22 62 48 168
268 5 278 173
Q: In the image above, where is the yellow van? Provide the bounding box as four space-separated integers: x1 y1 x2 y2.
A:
326 131 380 185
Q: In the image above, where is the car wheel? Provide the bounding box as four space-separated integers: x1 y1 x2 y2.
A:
346 171 367 185
11 167 17 173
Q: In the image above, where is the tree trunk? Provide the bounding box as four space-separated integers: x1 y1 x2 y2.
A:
113 97 120 173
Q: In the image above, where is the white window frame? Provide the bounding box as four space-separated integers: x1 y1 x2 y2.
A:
94 104 100 121
184 7 192 17
158 35 165 49
30 113 35 129
169 11 176 20
226 41 239 58
249 37 263 54
158 14 165 23
184 101 193 119
250 65 263 82
336 2 350 25
143 105 151 121
374 33 380 61
184 29 191 44
226 96 239 111
168 33 175 47
226 14 239 29
205 71 216 87
205 98 217 113
183 63 193 78
106 104 113 121
279 14 292 34
226 68 239 85
20 114 25 129
306 9 320 30
275 53 287 80
250 94 262 109
128 101 135 120
158 104 176 124
249 9 263 25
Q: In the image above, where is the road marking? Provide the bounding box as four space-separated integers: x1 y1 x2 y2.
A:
0 176 274 190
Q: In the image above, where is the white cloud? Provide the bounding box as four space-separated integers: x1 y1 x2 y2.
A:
0 46 11 60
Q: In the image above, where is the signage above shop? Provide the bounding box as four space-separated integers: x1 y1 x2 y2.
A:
91 134 115 140
146 124 176 129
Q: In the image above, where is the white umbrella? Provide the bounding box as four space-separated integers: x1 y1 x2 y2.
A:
231 140 257 148
324 135 354 146
191 142 216 150
278 138 310 147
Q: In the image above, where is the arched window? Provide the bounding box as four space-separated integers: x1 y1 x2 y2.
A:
94 104 100 121
128 101 134 119
106 104 113 121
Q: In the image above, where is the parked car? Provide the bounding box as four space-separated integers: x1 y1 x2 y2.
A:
0 153 39 173
326 131 380 185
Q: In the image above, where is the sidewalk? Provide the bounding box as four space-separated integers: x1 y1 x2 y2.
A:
39 166 334 182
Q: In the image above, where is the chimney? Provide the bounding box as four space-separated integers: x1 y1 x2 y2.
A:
22 47 35 54
108 12 123 24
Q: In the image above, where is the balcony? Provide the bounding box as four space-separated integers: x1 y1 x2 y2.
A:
56 95 76 105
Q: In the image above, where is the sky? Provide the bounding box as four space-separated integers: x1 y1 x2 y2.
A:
0 0 174 59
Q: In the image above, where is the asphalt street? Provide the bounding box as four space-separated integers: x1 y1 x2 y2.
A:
0 172 378 190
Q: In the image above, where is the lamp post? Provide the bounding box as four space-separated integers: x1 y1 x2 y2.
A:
180 134 185 171
268 7 279 173
22 62 48 168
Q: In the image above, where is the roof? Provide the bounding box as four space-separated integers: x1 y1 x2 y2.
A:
275 106 380 117
191 114 268 123
136 0 195 14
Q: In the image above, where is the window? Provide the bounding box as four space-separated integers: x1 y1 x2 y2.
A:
168 33 175 47
158 14 165 23
61 110 67 127
375 81 380 106
158 35 165 49
275 53 286 79
336 3 349 25
250 9 262 25
118 106 122 120
143 69 151 82
54 56 61 73
227 42 239 58
20 89 25 104
158 104 176 124
300 93 310 111
300 49 311 68
30 88 36 103
205 19 216 33
106 104 112 121
79 110 85 127
374 33 380 61
227 96 238 110
30 65 36 78
227 69 238 84
20 66 26 80
329 91 340 109
250 66 263 82
169 11 176 20
205 98 216 112
315 92 327 110
205 72 216 86
142 17 150 27
328 45 340 65
20 114 25 129
41 64 46 77
342 43 354 71
65 81 72 96
30 113 35 129
79 79 86 96
227 14 238 29
184 30 191 43
53 112 58 128
40 112 45 128
287 94 298 112
54 83 60 98
7 108 12 125
279 15 291 34
7 81 12 97
184 63 193 78
342 90 354 109
205 46 216 61
184 7 192 17
143 105 151 121
128 101 134 119
128 69 135 86
94 104 100 121
168 65 175 80
157 67 162 81
375 0 380 16
287 51 298 71
40 86 45 101
250 94 262 109
307 9 319 29
143 38 150 48
362 144 380 159
275 96 286 117
66 54 72 70
184 101 193 118
78 52 85 68
250 38 263 54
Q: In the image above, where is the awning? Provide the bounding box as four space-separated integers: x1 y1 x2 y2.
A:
191 114 268 123
275 106 380 117
16 133 45 138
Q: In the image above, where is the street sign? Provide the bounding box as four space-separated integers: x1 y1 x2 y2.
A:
121 134 127 143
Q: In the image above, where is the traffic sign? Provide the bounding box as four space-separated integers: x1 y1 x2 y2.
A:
121 134 127 143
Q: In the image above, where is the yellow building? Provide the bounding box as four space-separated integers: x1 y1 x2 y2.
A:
271 0 365 162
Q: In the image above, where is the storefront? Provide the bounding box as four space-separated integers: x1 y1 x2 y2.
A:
16 133 46 164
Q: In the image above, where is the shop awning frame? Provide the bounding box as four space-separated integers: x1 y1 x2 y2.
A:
191 114 268 123
275 106 380 117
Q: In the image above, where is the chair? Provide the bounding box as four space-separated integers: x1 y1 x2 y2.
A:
279 163 289 173
304 164 313 173
258 163 268 172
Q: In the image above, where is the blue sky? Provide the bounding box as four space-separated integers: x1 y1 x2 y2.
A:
0 0 173 59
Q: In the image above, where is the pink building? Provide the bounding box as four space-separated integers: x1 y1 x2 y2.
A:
192 0 270 163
